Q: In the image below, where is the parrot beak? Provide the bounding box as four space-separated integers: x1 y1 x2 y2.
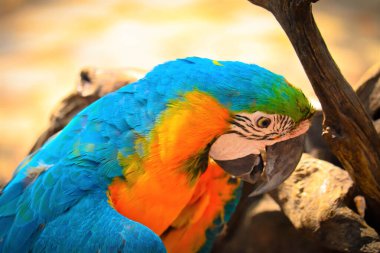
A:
247 134 305 196
213 134 305 197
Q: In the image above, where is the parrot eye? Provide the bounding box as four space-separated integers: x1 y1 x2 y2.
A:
256 117 271 128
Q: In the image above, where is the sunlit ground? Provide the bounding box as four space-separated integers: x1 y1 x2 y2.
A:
0 0 379 182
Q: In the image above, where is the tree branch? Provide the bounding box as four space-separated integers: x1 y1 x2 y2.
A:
248 0 380 214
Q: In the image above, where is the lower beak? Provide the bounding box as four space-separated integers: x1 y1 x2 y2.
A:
214 134 305 196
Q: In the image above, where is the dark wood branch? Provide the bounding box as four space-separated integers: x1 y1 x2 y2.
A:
248 0 380 213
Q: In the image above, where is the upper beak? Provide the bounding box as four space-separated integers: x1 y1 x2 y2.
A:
213 134 305 197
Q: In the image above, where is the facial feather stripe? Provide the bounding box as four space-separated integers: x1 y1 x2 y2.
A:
227 113 295 141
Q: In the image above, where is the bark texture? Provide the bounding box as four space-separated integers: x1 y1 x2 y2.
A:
272 154 380 253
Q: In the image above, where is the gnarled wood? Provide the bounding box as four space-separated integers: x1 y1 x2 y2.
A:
248 0 380 215
271 154 380 253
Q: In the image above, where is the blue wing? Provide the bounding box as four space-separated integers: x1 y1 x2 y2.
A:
0 160 165 252
33 193 165 253
0 82 167 252
0 60 176 252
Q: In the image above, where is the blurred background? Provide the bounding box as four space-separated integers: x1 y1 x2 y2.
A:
0 0 379 183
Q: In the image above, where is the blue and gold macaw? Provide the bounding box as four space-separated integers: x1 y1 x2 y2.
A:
0 57 314 252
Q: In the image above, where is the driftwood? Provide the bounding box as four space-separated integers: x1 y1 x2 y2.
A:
212 194 338 253
248 0 380 224
271 154 380 253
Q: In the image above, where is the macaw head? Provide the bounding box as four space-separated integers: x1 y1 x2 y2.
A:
146 57 315 196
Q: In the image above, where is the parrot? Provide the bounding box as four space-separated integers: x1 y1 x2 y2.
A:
0 57 314 253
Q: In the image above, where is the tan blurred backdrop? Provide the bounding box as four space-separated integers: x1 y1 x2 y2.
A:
0 0 379 183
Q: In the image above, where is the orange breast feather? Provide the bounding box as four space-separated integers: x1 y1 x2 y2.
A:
108 91 238 252
162 161 240 253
